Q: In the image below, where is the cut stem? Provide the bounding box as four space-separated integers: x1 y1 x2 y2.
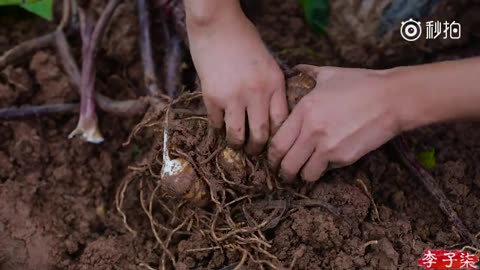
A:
69 0 120 143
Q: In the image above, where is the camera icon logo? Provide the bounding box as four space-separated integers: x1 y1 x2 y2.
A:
400 18 422 42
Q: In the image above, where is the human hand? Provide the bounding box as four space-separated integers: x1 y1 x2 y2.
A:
187 8 288 155
268 65 402 182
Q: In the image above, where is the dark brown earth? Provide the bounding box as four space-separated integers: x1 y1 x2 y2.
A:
1 0 480 269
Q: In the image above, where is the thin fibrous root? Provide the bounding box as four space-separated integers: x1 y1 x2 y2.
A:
356 178 381 222
362 240 379 250
115 174 138 236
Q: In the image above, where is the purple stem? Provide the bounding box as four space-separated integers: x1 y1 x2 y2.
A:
164 27 182 98
137 0 162 96
69 0 120 143
393 135 480 248
0 103 79 120
79 9 97 129
55 30 149 116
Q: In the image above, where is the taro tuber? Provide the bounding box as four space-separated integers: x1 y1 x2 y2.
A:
161 156 207 205
162 73 317 205
160 124 208 206
218 146 247 184
285 72 317 112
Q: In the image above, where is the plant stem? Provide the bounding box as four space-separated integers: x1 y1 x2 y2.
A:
55 30 150 116
0 32 55 70
137 0 162 96
164 24 183 98
393 136 480 248
69 0 120 143
0 103 79 120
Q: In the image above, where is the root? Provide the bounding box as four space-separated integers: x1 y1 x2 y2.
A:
289 245 306 270
118 90 336 269
355 178 381 222
461 245 480 255
362 240 379 250
115 174 138 236
138 262 156 270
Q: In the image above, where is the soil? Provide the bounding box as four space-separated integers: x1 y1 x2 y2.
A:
1 0 480 270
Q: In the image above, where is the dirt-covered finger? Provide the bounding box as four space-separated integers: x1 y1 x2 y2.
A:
245 98 270 155
268 108 302 170
300 149 328 182
225 105 246 149
278 132 315 182
269 89 289 136
203 98 224 129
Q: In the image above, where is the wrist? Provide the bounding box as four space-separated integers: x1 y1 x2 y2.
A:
380 67 428 133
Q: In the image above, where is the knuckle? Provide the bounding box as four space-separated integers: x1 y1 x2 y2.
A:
310 125 327 140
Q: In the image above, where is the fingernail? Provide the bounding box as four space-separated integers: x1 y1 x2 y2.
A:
300 171 308 182
278 170 293 182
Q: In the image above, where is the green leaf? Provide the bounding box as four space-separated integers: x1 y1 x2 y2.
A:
21 0 53 21
299 0 330 34
417 149 436 169
0 0 34 5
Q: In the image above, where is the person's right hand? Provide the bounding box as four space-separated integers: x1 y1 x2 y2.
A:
185 2 288 155
268 65 403 182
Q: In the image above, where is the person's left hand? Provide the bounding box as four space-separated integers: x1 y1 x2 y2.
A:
268 65 402 182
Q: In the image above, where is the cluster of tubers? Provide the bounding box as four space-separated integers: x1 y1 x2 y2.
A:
158 73 317 205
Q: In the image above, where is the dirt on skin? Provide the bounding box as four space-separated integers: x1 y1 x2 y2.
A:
1 0 480 269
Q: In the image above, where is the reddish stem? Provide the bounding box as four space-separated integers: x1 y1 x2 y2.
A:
56 30 149 116
69 0 121 143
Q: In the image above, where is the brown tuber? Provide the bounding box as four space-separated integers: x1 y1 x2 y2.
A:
160 126 208 206
159 73 317 206
160 157 207 205
286 72 317 112
218 146 247 184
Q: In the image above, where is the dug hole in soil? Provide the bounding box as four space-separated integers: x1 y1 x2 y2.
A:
1 0 480 269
